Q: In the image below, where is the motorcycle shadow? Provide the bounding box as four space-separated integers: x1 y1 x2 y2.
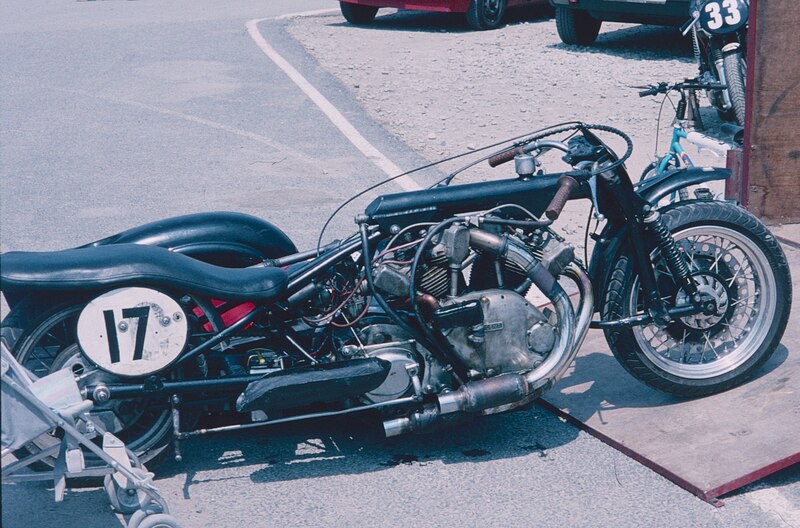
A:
548 343 790 425
1 479 123 528
158 400 579 494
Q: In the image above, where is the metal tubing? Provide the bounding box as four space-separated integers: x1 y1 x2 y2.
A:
287 234 378 294
99 374 261 399
175 305 266 366
271 240 340 267
178 396 420 439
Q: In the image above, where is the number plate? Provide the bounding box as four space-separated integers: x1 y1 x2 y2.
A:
77 288 188 377
699 0 748 34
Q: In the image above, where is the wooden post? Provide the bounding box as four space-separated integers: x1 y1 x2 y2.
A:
741 0 800 224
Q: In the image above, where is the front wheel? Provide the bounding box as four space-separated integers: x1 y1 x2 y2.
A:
602 202 791 397
723 49 747 126
339 2 379 25
466 0 507 30
555 7 601 45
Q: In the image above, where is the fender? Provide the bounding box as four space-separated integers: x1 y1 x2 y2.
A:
637 166 730 205
82 211 297 268
588 166 731 310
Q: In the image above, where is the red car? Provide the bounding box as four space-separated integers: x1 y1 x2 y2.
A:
339 0 544 30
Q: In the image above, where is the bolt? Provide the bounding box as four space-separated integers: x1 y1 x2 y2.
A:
93 385 111 402
118 321 128 332
173 312 183 322
160 316 171 327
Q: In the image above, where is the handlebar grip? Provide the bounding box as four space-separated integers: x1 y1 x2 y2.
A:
639 88 657 97
545 176 580 221
488 146 525 167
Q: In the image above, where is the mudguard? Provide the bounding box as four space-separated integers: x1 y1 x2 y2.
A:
82 211 298 268
637 166 730 205
588 166 731 310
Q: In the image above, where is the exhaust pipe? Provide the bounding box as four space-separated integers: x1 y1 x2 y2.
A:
383 231 594 438
383 374 529 437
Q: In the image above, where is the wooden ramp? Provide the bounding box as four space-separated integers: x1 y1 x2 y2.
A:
541 241 800 505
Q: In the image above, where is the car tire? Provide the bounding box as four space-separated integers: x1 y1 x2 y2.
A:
467 0 507 30
555 6 601 45
340 2 379 25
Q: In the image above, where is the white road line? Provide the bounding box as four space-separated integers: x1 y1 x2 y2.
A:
747 487 800 526
246 16 422 192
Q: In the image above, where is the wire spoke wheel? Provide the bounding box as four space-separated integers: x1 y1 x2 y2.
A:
10 294 216 470
630 226 774 379
602 202 790 397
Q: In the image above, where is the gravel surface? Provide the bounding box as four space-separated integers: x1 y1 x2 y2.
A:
287 8 724 169
286 8 733 253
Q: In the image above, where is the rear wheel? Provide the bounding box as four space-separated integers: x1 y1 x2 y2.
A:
602 202 790 397
8 295 213 470
466 0 507 30
340 2 379 25
555 7 601 45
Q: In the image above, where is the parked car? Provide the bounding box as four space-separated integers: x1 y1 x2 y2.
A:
549 0 690 45
339 0 545 31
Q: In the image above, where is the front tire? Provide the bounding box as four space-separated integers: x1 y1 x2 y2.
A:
723 49 747 126
466 0 507 30
555 7 601 45
602 202 790 397
340 2 379 25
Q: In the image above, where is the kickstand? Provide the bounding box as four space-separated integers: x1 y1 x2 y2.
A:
171 394 182 463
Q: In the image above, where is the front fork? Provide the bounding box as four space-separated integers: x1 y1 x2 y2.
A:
600 172 713 328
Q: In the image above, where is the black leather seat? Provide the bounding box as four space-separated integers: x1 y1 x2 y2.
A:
0 244 288 302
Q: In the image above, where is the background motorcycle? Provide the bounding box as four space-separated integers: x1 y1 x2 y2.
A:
686 0 749 126
1 123 789 471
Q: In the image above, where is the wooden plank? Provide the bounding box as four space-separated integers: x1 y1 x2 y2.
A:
541 243 800 502
746 0 800 223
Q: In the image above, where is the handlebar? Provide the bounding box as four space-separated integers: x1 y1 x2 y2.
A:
638 80 726 97
544 176 579 221
488 146 527 167
488 140 571 168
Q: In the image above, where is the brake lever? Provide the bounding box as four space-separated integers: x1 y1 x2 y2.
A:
681 12 700 36
588 174 605 222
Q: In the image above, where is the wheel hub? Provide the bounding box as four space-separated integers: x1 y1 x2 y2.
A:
675 273 729 330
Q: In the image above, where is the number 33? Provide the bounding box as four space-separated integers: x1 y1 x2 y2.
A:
705 0 742 30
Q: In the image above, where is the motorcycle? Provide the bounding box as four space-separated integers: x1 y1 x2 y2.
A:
1 123 790 470
685 0 750 126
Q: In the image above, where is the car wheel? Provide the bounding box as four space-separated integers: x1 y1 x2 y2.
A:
467 0 507 30
340 2 379 25
555 6 601 45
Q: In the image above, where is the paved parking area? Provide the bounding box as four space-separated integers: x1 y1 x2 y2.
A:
2 2 797 527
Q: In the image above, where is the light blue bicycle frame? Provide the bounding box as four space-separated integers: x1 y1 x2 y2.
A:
657 126 694 173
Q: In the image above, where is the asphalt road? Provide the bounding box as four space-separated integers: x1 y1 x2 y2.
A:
1 2 797 527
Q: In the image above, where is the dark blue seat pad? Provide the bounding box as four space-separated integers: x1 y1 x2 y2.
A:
0 244 288 302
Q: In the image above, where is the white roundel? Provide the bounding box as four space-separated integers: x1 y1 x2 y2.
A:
77 288 188 377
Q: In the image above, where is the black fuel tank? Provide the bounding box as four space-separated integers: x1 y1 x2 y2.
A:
364 174 563 230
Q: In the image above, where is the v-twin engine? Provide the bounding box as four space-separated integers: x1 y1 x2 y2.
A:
437 289 556 377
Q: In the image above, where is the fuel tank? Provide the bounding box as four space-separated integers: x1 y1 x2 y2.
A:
364 174 564 230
